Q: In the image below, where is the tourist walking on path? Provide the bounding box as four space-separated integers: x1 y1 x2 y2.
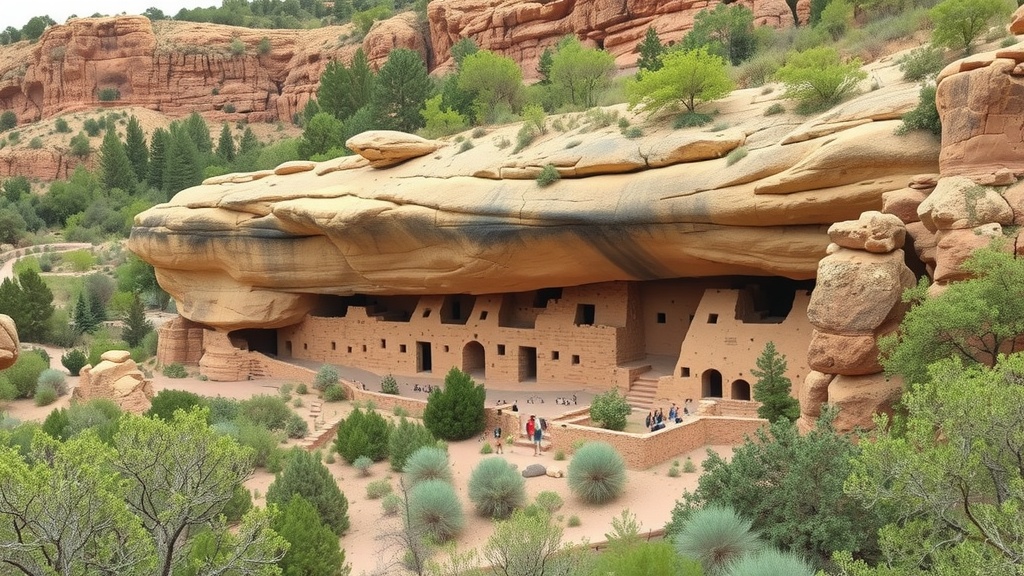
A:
532 420 543 456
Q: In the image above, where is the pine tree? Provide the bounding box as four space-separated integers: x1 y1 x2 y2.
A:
13 268 54 343
216 123 235 162
147 127 169 190
636 26 665 73
333 0 352 21
751 341 799 423
273 495 347 576
317 49 375 121
537 47 554 85
266 449 350 536
124 115 149 183
121 292 153 347
163 126 202 197
99 127 136 192
183 112 213 156
370 48 432 133
73 292 97 334
239 126 260 155
0 277 25 332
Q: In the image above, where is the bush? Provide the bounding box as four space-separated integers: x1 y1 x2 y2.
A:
513 123 537 153
393 405 408 417
480 442 493 454
726 146 748 166
314 364 339 391
668 465 681 477
285 413 308 439
382 493 401 515
423 367 486 441
97 87 120 101
567 515 581 527
468 457 526 519
674 112 713 129
763 103 786 116
725 548 814 576
292 397 303 408
323 383 345 402
229 37 245 56
266 448 350 535
898 45 945 82
567 441 627 504
380 374 400 395
535 491 564 514
5 352 47 399
457 140 474 154
408 479 465 543
683 457 697 473
536 164 561 187
258 36 271 55
28 137 42 149
353 455 374 476
897 84 941 136
223 103 236 114
222 484 253 523
234 420 284 469
145 389 205 421
335 407 391 463
366 479 392 499
389 417 436 472
36 369 68 396
55 118 71 133
0 110 16 131
775 47 866 113
674 505 760 576
207 396 241 424
161 363 188 378
295 382 308 395
622 126 643 139
554 450 566 461
471 126 487 138
404 445 452 487
239 395 293 430
34 382 58 406
589 388 631 431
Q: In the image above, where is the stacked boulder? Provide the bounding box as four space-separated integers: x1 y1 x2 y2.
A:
883 174 938 273
0 314 18 370
74 350 154 414
800 211 916 432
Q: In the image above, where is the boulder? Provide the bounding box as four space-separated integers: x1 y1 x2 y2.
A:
882 188 929 224
807 330 884 376
828 373 904 432
545 467 564 478
0 314 18 370
932 224 1005 283
73 350 154 414
807 249 911 333
100 350 132 363
522 463 547 478
1002 179 1024 225
917 176 1013 232
799 371 834 420
827 211 906 254
347 131 441 168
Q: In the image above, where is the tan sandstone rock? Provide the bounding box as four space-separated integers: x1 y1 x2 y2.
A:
807 249 914 334
917 175 1013 232
932 224 1005 283
74 351 154 413
882 188 930 224
1001 179 1024 224
156 316 206 365
905 221 937 265
347 131 442 168
828 211 906 254
799 370 834 420
0 314 18 370
807 330 884 376
827 373 904 432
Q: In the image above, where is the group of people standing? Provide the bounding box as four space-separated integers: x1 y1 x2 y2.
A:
646 399 694 431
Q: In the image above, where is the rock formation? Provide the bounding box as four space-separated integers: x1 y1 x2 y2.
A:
799 211 913 432
0 314 18 370
74 350 154 413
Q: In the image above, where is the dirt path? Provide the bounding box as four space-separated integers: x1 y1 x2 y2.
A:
0 243 93 281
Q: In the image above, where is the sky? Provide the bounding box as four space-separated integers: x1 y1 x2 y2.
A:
0 1 217 32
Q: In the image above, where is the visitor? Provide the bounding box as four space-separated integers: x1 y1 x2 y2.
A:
655 408 664 424
532 419 543 456
668 403 678 422
526 415 536 441
683 398 692 416
645 411 653 429
511 401 519 412
494 425 503 454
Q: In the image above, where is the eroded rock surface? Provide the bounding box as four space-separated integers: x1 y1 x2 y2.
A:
0 314 18 370
74 350 154 413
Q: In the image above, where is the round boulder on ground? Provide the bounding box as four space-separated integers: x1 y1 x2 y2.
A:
522 463 547 478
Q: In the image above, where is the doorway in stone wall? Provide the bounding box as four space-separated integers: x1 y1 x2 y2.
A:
417 341 433 373
518 346 537 382
702 368 723 397
463 341 485 378
731 379 751 400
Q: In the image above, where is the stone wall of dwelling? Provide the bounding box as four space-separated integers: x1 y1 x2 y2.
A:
548 412 767 470
658 288 814 406
638 279 717 357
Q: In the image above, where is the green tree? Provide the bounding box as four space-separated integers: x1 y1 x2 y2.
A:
216 122 236 162
147 127 169 189
751 341 799 423
334 406 391 463
333 0 353 21
144 389 205 421
73 291 98 333
317 49 375 121
298 112 345 159
450 37 479 67
626 47 734 114
419 94 467 139
682 3 757 66
371 48 432 133
100 126 136 192
239 126 260 155
482 509 591 576
930 0 1013 54
636 26 665 74
549 37 616 108
775 46 866 112
880 246 1024 385
0 110 16 131
588 387 631 431
124 115 149 183
273 495 347 576
817 0 854 41
457 49 524 123
21 15 54 41
422 367 486 441
0 268 54 343
163 124 203 196
666 408 887 568
2 175 30 202
121 292 153 348
183 111 213 156
266 448 350 535
537 47 554 85
845 354 1024 573
809 0 831 24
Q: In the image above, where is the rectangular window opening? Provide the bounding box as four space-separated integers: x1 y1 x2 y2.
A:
708 313 719 324
497 344 506 355
571 354 580 365
574 303 596 326
381 339 387 349
331 341 336 350
656 312 667 324
479 310 488 320
422 308 431 318
552 351 560 360
681 367 691 377
400 344 407 353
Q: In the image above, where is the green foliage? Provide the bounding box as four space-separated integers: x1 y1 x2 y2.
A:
97 87 121 101
593 540 701 576
121 292 153 348
273 494 346 576
124 115 148 182
334 407 391 463
318 49 374 122
536 164 561 187
221 484 252 523
419 94 467 139
468 457 526 519
403 445 453 487
567 514 581 527
60 348 88 376
896 83 941 136
763 102 786 116
479 442 492 454
817 0 854 41
408 479 465 543
535 491 564 515
588 387 631 431
422 367 486 441
371 48 431 133
379 374 400 394
682 3 756 65
366 479 392 499
726 548 815 576
299 112 344 159
267 448 350 535
0 268 55 343
674 505 760 576
567 441 626 504
161 362 188 378
258 36 271 55
751 341 798 423
4 351 47 399
549 37 616 108
314 364 339 391
354 455 373 476
775 47 866 113
33 382 58 406
216 123 235 162
323 383 345 402
285 413 308 439
683 456 697 473
637 27 666 73
352 4 392 34
451 38 479 67
458 50 525 123
0 110 17 131
627 48 733 115
388 416 436 472
482 509 589 576
239 394 294 431
382 492 401 515
898 45 946 82
930 0 1013 54
232 420 283 470
145 389 205 421
725 146 748 167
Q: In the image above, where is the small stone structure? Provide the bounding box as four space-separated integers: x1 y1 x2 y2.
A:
74 350 154 414
0 314 18 370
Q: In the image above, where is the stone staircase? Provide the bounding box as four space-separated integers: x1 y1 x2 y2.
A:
626 375 659 411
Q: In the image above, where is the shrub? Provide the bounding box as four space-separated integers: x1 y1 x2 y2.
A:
408 479 465 543
234 420 284 470
404 445 452 487
323 383 345 402
567 515 581 527
97 87 120 101
145 389 205 421
162 363 188 378
335 407 391 463
674 111 713 129
266 448 350 535
480 442 493 454
622 126 643 139
83 118 101 136
763 103 786 116
285 413 308 439
222 484 252 523
34 382 58 406
897 84 941 136
589 388 631 431
354 455 374 476
278 382 293 399
554 450 566 461
726 146 748 167
494 136 511 149
239 395 293 430
468 457 526 519
222 103 236 114
207 396 241 424
28 137 42 149
0 110 16 131
258 36 271 55
457 140 474 154
513 123 537 153
775 47 866 113
314 364 339 391
471 127 487 138
36 369 68 396
674 505 760 576
683 456 697 473
422 367 485 441
897 45 945 82
229 37 245 56
380 374 400 395
382 493 401 515
536 164 560 187
366 479 392 499
389 417 436 472
393 405 408 417
725 548 814 576
5 352 47 399
535 491 564 514
567 441 627 504
668 465 681 477
295 382 308 395
292 397 303 408
565 139 581 149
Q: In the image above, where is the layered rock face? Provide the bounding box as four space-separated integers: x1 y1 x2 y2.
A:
74 350 154 413
0 314 18 370
128 77 939 330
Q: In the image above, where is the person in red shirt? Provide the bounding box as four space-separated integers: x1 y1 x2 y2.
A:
526 415 536 442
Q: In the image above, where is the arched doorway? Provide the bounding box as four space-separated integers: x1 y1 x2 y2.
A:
462 341 485 378
731 379 751 400
702 369 723 397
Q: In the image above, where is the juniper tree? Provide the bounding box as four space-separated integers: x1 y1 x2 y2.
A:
124 115 148 182
751 341 799 423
